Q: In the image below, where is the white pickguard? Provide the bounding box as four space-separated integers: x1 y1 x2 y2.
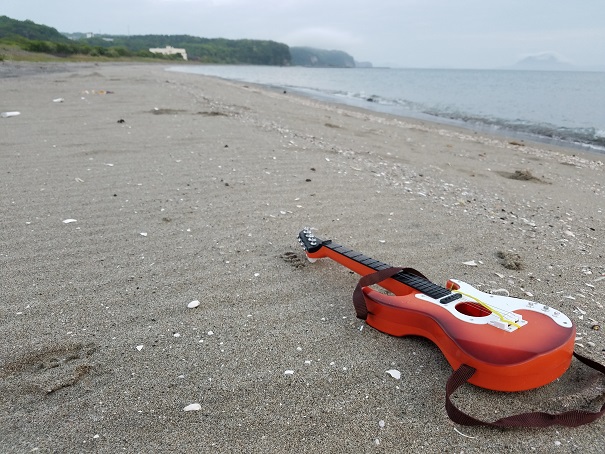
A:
414 279 573 331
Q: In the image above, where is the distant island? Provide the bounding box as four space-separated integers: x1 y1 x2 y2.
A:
508 53 575 71
0 15 370 68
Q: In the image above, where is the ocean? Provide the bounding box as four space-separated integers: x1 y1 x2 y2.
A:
168 65 605 154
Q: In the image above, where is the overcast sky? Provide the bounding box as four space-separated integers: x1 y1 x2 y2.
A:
3 0 605 69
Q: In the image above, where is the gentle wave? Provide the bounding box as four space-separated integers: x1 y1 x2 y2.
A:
303 86 605 152
419 106 605 150
169 65 605 153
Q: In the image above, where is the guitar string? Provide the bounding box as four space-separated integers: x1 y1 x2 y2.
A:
448 287 522 328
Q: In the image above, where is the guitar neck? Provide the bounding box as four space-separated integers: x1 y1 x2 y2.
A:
316 238 460 303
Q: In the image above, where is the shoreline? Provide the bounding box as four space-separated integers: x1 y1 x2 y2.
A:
201 72 603 171
1 62 603 452
284 85 605 156
166 64 605 156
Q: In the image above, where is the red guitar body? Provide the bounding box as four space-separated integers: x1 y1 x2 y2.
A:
298 228 576 392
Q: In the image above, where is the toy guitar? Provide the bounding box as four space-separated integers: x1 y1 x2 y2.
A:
297 228 578 392
298 228 605 427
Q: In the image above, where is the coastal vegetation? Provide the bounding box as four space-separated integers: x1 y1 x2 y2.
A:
0 16 288 63
0 16 159 60
0 15 360 67
84 34 290 65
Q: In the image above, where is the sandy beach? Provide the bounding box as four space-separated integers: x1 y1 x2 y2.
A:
1 62 604 452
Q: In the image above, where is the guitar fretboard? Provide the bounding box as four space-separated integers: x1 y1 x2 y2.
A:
323 240 461 304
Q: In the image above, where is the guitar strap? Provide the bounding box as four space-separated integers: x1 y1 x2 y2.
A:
353 266 412 319
354 267 605 428
445 354 605 427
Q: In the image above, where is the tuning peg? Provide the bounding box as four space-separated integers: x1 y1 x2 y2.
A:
299 227 320 250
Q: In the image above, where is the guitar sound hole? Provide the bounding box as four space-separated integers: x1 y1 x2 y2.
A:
455 302 491 317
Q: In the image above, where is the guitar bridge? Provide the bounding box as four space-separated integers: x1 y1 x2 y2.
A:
488 313 528 332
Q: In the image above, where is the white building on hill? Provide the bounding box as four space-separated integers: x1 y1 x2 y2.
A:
149 46 188 60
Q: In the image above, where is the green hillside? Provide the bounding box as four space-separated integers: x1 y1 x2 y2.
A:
0 15 149 59
1 15 361 67
84 34 290 65
0 15 69 42
0 15 289 63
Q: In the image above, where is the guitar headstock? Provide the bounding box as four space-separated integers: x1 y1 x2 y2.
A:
298 227 325 253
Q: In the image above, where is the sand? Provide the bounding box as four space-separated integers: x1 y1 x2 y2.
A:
1 62 604 452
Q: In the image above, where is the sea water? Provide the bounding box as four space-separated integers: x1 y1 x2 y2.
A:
169 65 605 154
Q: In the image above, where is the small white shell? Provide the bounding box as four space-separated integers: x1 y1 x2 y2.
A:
385 369 401 380
187 300 200 309
183 403 201 412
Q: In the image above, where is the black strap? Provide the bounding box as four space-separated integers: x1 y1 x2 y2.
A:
446 353 605 427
